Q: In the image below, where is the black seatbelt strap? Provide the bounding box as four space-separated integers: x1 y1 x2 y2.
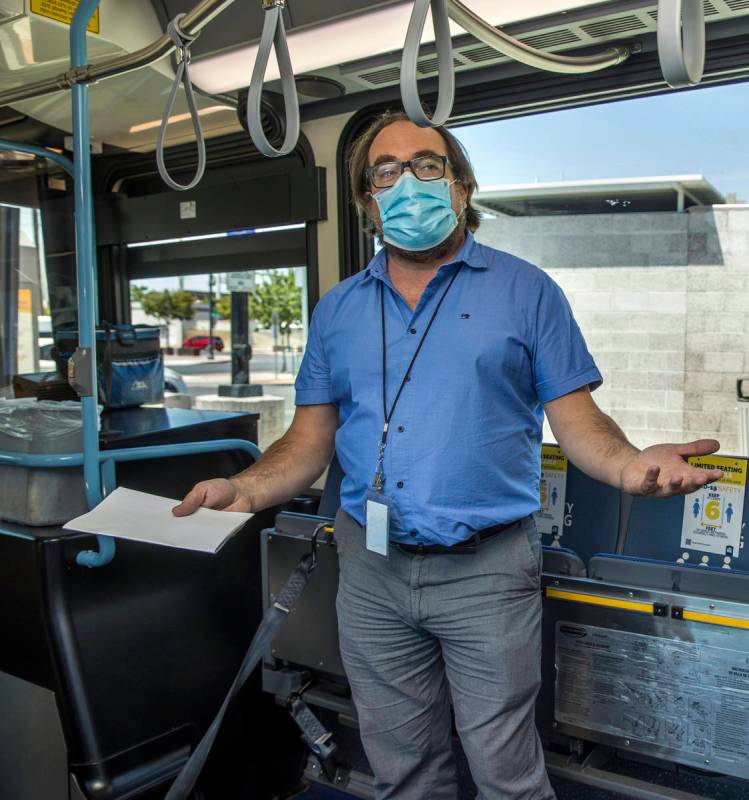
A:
165 523 332 800
289 693 337 761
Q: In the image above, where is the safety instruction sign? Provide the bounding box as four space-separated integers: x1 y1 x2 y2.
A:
31 0 100 34
680 455 746 557
555 622 749 777
535 444 567 539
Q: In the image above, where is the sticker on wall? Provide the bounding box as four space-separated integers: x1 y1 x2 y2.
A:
535 444 568 543
31 0 100 33
179 201 197 219
680 456 746 558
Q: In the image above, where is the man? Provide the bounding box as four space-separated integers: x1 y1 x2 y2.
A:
174 111 722 799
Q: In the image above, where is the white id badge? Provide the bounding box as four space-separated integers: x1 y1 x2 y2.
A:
365 491 391 557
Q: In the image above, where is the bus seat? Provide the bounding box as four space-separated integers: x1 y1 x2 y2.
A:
318 453 345 519
535 451 620 567
542 546 587 577
620 457 749 571
590 553 749 600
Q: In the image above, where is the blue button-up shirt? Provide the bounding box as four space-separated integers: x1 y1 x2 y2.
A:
295 233 602 546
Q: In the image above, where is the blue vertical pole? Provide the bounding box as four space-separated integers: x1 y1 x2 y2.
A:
71 0 114 568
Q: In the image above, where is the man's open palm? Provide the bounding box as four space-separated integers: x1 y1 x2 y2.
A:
620 439 723 497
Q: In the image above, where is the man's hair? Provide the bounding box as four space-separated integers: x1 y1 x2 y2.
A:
348 110 481 235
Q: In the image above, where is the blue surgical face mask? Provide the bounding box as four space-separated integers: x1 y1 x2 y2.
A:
373 172 460 252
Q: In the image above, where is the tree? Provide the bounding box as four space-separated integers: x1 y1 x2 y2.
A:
141 289 195 347
250 272 302 371
130 284 149 305
215 293 233 320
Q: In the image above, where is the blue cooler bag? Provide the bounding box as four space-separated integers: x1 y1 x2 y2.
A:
53 324 164 408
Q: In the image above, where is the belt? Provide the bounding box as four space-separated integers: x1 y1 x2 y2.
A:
394 516 529 555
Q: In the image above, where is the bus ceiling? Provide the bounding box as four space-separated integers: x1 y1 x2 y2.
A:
0 1 746 182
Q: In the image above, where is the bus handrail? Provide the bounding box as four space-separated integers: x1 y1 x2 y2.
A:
401 0 639 128
71 0 104 533
0 439 262 568
0 0 236 109
0 139 73 175
447 0 636 76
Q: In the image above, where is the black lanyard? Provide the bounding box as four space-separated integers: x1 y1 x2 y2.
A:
372 264 463 491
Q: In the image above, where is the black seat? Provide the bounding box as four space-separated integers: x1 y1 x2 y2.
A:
620 455 749 571
535 444 620 572
318 452 345 518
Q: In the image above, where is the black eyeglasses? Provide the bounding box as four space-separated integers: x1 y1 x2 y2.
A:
366 155 449 189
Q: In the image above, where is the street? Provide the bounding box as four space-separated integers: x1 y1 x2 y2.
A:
165 352 298 429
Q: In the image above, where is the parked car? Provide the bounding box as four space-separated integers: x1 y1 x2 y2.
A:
163 366 188 395
182 335 224 353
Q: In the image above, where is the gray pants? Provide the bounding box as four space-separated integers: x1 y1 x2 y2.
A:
335 510 556 800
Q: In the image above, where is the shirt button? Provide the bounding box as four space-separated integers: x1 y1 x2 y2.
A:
396 481 404 488
409 530 418 538
409 327 417 334
397 425 405 433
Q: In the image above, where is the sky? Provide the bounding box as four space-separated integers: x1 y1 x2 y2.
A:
454 81 749 201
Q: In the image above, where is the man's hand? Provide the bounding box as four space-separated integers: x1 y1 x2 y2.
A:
172 478 252 516
620 439 723 497
170 405 337 519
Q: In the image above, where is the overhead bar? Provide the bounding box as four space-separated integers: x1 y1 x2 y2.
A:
246 0 300 157
400 0 637 129
657 0 705 88
0 0 236 109
447 0 635 75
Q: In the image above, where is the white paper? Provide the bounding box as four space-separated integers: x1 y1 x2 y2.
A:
63 487 253 553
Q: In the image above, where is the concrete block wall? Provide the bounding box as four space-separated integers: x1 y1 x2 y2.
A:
476 207 749 453
550 266 688 449
682 208 749 452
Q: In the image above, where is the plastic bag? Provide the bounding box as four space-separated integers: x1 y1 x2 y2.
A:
0 399 99 453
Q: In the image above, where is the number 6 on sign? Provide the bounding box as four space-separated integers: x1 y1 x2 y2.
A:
703 497 722 525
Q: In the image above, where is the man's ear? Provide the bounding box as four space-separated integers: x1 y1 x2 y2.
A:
453 180 468 208
367 191 381 223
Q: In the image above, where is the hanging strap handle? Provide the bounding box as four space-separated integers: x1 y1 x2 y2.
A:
657 0 705 89
156 13 206 191
246 0 300 158
401 0 455 128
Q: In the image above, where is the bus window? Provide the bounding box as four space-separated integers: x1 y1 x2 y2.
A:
129 265 308 445
0 205 50 397
458 81 749 452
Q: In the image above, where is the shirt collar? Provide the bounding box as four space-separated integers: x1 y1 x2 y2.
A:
362 231 488 283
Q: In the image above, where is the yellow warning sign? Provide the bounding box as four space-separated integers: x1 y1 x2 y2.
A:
536 444 568 538
688 455 746 489
681 455 747 559
31 0 100 34
541 444 568 472
17 288 32 314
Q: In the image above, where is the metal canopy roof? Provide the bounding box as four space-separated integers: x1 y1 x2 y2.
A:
474 175 726 216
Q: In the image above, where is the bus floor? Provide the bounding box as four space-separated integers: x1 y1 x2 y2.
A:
283 726 749 800
286 782 614 799
289 768 749 800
